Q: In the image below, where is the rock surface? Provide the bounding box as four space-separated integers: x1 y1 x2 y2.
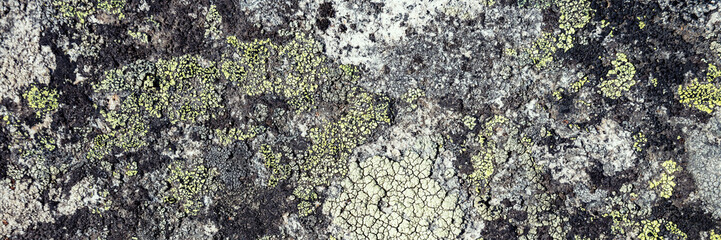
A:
1 0 721 239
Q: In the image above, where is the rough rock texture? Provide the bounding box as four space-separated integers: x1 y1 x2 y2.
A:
1 0 721 239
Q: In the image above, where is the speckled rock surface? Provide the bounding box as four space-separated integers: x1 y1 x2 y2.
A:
1 0 721 239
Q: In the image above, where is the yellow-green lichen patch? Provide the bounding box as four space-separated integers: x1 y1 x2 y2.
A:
637 17 647 30
323 139 463 240
97 0 125 19
648 159 681 199
127 30 149 44
525 0 593 68
599 53 636 99
470 151 494 181
339 64 361 82
639 219 662 240
222 33 328 112
556 0 594 51
467 115 508 191
664 221 687 239
164 161 217 217
53 0 125 24
711 230 721 240
633 132 647 152
677 78 721 113
570 75 589 92
261 144 290 188
707 63 721 82
89 55 222 159
204 5 223 39
401 88 426 110
23 85 59 118
215 126 265 146
527 32 557 69
553 88 565 100
294 87 391 215
462 116 477 130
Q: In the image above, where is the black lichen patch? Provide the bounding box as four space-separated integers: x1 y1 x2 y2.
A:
0 124 9 179
318 2 335 18
13 208 140 240
586 160 637 192
40 26 77 84
215 0 294 43
316 18 331 32
566 208 611 239
147 1 210 56
316 2 335 32
210 186 295 239
481 218 518 239
652 200 718 239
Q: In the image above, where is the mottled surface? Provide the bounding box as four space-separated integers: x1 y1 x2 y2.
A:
1 0 721 239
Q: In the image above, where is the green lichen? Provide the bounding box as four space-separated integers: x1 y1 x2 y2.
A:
639 219 662 240
127 30 149 44
53 0 125 24
707 63 721 82
664 221 687 239
467 115 508 190
222 33 327 112
294 87 391 215
164 162 216 216
570 75 589 92
556 0 593 51
205 4 223 39
401 88 425 110
261 144 290 188
470 151 494 181
215 126 265 146
553 88 565 100
649 159 680 199
23 85 59 118
89 55 222 159
677 78 721 114
528 32 557 69
339 64 360 82
462 116 477 129
599 53 637 99
633 132 647 152
97 0 125 19
711 230 721 240
525 0 593 68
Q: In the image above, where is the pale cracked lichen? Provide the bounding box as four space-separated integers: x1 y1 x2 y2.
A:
577 118 636 176
323 138 464 240
687 114 721 218
0 179 54 236
0 0 56 101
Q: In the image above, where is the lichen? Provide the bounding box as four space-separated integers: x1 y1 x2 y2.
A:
23 85 59 118
323 138 463 239
164 161 217 217
261 144 290 188
599 53 637 99
677 78 721 114
649 159 680 199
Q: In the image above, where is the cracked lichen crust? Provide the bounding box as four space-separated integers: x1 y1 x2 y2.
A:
687 115 721 218
323 137 463 240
